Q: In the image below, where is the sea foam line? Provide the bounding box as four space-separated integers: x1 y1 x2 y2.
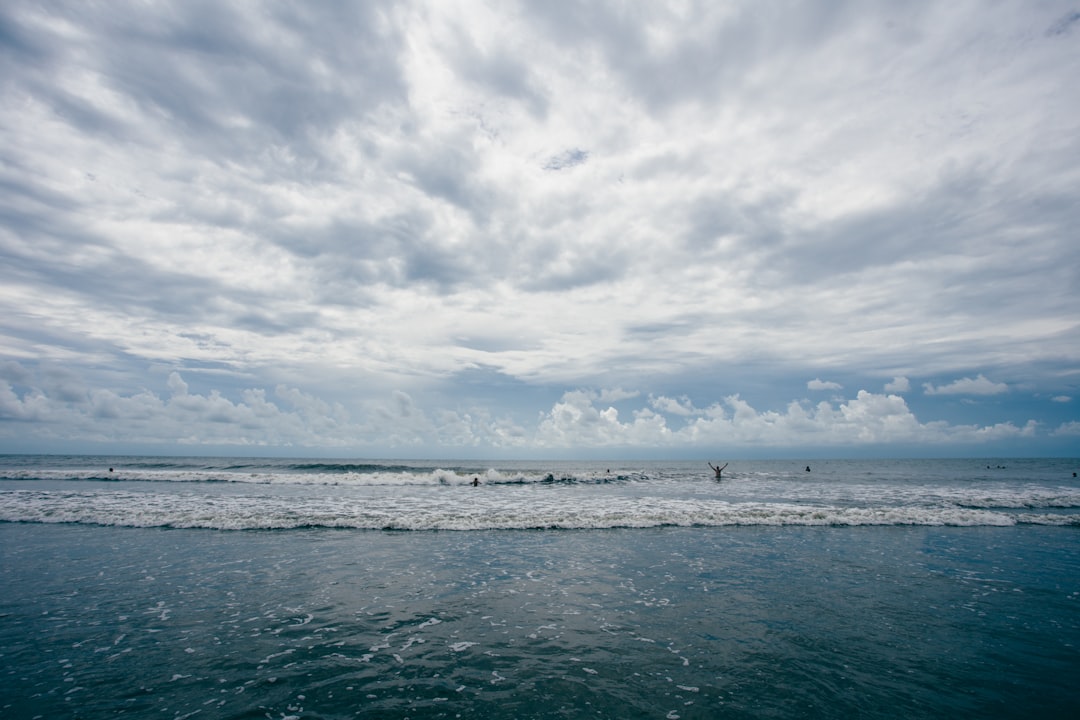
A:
1 490 1077 530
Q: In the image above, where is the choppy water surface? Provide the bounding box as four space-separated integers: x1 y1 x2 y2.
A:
1 456 1078 718
1 456 1078 529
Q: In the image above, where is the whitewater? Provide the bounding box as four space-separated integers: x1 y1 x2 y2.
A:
1 456 1077 530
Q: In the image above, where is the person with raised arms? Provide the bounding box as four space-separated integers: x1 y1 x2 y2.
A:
709 462 728 479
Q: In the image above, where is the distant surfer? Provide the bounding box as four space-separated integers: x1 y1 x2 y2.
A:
709 462 728 479
472 477 480 487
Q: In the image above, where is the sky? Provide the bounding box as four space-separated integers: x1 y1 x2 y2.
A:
1 0 1078 459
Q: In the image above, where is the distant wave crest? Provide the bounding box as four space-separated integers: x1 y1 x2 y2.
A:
0 468 636 486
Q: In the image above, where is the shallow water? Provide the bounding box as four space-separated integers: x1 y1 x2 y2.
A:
2 520 1078 718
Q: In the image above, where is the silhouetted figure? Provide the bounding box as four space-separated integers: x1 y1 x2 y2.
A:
472 477 479 487
709 462 728 479
806 466 811 472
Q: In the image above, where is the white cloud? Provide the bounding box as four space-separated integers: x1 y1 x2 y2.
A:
1051 395 1071 403
1051 421 1080 437
167 372 189 397
923 375 1009 396
530 387 1039 450
0 1 1077 456
884 376 911 393
599 388 641 403
535 390 627 447
0 365 1058 452
650 395 698 416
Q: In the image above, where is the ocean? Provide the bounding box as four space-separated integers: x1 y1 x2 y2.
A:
1 455 1078 718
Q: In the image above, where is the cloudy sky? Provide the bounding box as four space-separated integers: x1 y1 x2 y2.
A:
1 0 1078 458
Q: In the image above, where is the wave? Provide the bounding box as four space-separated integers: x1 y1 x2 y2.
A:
0 467 637 486
2 490 1077 531
222 462 422 474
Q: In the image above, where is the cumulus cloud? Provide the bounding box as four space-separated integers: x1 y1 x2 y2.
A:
0 364 1058 452
0 368 360 448
531 387 1040 450
1051 395 1071 403
535 390 627 447
807 379 843 391
923 375 1009 396
599 387 641 403
167 372 189 397
650 394 698 416
884 376 911 393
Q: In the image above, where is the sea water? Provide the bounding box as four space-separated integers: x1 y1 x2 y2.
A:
1 456 1078 718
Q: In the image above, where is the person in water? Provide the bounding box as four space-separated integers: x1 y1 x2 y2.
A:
708 462 728 479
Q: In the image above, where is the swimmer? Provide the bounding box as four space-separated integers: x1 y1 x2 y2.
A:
708 462 728 479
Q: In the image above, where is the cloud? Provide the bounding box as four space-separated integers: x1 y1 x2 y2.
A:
884 376 911 393
532 388 1041 449
0 368 358 448
1046 11 1080 36
0 363 1060 453
0 360 33 387
167 372 189 397
923 375 1009 396
599 387 640 403
0 1 1077 457
650 394 698 416
1052 421 1080 437
1051 395 1071 403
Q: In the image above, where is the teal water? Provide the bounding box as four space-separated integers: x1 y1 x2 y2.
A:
3 524 1079 718
1 456 1079 718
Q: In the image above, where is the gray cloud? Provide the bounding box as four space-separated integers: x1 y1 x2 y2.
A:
1 2 409 185
444 23 548 118
924 375 1010 396
1 0 1077 455
1046 10 1080 35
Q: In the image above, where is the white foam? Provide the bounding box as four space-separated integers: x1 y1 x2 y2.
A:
1 488 1076 530
2 470 1080 533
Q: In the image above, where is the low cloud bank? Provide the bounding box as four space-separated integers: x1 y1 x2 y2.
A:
0 366 1054 454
